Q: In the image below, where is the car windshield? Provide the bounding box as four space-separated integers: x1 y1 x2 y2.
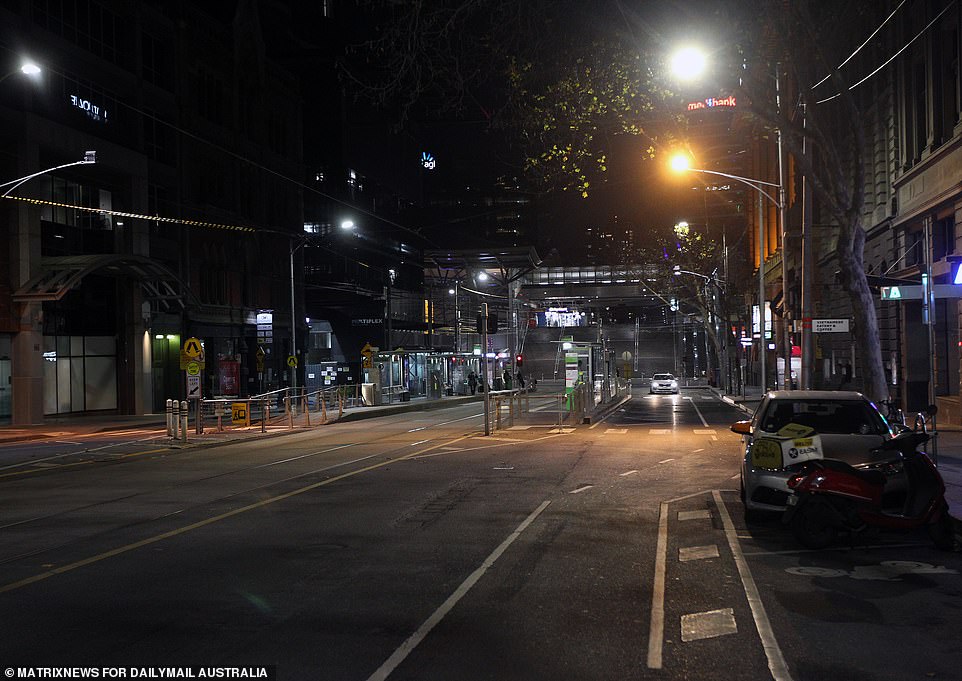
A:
758 399 887 435
652 374 673 380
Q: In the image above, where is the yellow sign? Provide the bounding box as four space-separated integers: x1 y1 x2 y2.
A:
361 342 377 369
287 355 298 368
186 362 201 377
184 337 203 358
256 345 266 358
231 402 248 425
777 423 815 439
750 438 782 469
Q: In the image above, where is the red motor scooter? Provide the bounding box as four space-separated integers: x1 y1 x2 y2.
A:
783 430 956 550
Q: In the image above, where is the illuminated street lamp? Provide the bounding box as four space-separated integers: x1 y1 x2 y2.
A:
671 152 782 392
0 60 41 85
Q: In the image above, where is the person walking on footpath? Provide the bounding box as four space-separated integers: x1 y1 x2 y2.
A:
468 371 478 395
516 370 525 390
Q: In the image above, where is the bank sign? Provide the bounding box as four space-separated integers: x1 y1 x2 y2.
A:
687 95 736 111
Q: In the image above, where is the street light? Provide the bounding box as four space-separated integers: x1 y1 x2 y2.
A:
0 60 41 85
671 153 782 393
1 151 97 198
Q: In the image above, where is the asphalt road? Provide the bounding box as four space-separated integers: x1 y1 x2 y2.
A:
1 390 960 681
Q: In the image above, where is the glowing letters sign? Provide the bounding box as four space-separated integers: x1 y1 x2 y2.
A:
69 94 108 122
421 152 436 170
687 95 737 111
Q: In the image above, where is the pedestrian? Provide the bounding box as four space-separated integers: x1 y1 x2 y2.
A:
516 370 525 390
468 371 478 395
503 368 511 389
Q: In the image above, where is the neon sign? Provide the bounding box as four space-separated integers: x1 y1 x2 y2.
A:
69 94 108 122
421 152 436 170
687 95 736 111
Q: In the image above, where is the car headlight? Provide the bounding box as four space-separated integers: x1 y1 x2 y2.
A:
670 381 678 388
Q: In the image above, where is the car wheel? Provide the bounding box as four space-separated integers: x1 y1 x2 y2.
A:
790 496 838 549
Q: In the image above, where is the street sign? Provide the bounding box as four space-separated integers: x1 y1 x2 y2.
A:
361 342 377 368
186 361 201 376
183 337 203 358
231 402 248 425
186 374 201 399
812 319 850 333
881 284 962 300
287 355 297 368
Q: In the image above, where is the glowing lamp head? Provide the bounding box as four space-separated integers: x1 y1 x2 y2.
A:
670 46 707 81
669 154 691 173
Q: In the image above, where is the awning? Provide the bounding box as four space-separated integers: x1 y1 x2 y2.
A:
12 254 197 310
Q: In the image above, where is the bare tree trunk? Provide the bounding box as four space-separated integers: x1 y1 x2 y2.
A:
836 229 889 402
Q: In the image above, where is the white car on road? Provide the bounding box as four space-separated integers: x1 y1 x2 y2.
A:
649 373 679 394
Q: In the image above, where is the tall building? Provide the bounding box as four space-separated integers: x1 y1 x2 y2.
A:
0 0 304 423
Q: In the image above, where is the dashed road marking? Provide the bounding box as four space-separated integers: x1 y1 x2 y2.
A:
619 469 639 477
693 429 716 434
649 429 670 435
604 428 628 434
658 458 675 464
678 509 710 521
569 485 594 494
679 545 720 562
681 608 737 642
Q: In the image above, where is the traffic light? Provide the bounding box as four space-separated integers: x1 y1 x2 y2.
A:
516 354 523 367
475 312 499 334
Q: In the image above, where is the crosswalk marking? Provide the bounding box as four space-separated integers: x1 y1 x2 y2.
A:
693 429 717 434
649 429 670 435
604 428 627 434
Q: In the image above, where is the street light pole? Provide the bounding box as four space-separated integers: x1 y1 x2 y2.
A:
776 64 792 390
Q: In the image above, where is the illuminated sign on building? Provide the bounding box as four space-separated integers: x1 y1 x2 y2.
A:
421 152 436 170
687 95 736 111
69 95 108 122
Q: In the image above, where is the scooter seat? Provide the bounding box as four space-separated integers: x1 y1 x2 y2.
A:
818 458 888 487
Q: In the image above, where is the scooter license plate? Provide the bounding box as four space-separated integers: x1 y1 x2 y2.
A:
786 495 798 506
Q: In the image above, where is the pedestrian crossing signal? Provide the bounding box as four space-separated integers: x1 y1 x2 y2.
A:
475 313 499 334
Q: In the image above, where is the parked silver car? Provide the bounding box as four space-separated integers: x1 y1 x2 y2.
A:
649 373 679 394
731 390 902 520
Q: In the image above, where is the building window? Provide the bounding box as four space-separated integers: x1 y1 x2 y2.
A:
195 70 227 125
143 110 173 163
933 216 956 262
142 31 173 90
33 0 126 66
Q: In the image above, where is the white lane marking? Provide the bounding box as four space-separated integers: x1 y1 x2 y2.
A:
685 397 710 427
681 608 737 642
711 435 718 442
693 429 716 435
658 458 675 464
508 426 532 430
649 429 670 435
549 427 575 434
54 441 84 445
692 448 705 453
604 429 628 434
493 466 515 471
366 500 551 681
647 501 669 669
679 545 720 562
713 490 793 681
440 446 465 452
410 439 431 447
619 470 639 477
569 485 594 494
678 510 710 521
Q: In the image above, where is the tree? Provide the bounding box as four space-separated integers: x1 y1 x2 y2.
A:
723 0 888 400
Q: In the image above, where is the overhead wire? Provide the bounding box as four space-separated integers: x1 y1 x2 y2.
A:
813 0 956 105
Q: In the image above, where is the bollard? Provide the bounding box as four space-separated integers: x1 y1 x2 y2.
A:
171 400 180 439
322 396 328 424
180 401 188 442
305 394 312 427
166 399 173 437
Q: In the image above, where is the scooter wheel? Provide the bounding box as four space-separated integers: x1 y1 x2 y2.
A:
791 496 838 550
928 505 957 551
